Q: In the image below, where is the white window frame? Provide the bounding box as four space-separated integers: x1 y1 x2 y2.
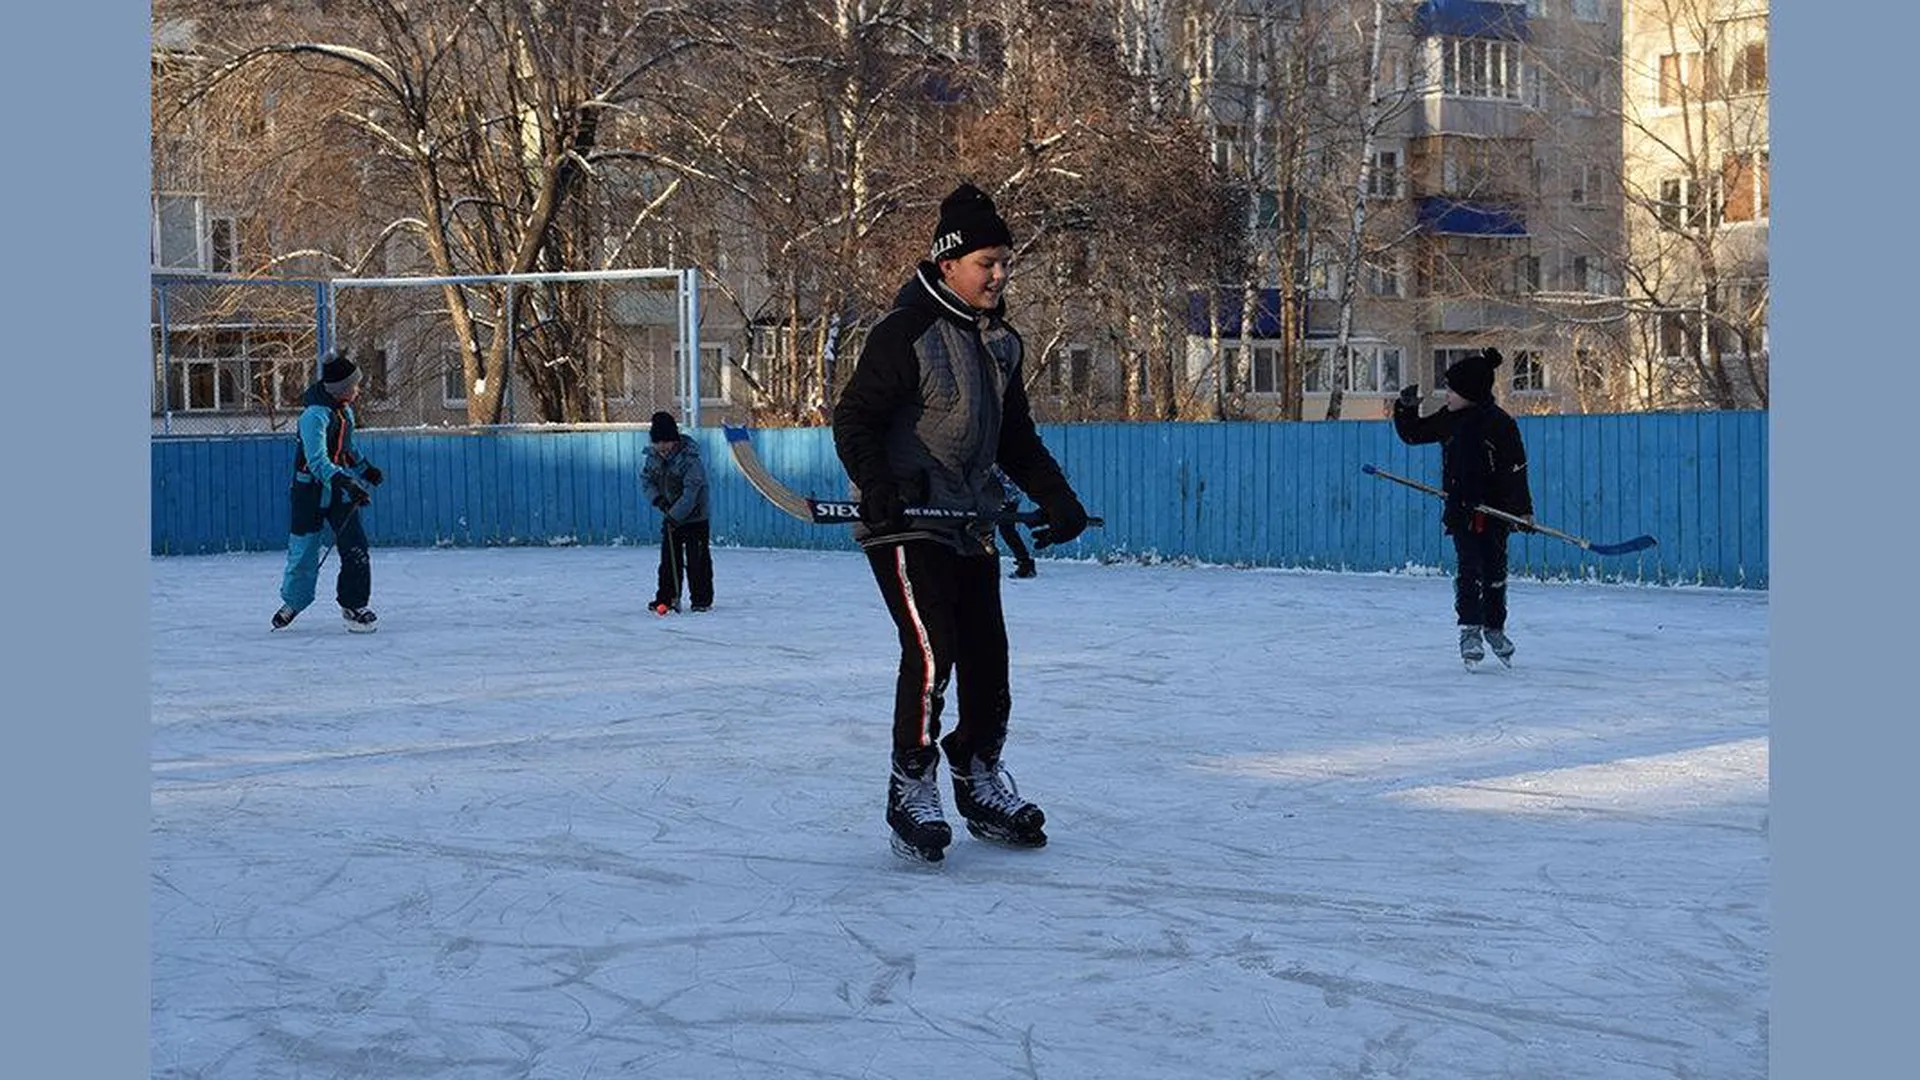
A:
1048 344 1096 397
1366 147 1403 199
153 193 238 273
1435 37 1525 102
675 342 732 406
1510 349 1547 394
1570 163 1600 206
1364 255 1405 298
442 354 470 408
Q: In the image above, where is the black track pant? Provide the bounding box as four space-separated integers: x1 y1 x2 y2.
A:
655 520 713 609
1452 524 1512 631
865 540 1010 761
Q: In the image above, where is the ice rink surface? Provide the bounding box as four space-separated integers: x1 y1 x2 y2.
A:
151 545 1768 1078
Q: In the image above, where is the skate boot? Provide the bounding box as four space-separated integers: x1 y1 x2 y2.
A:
1010 561 1037 579
271 604 299 630
341 606 379 633
941 734 1047 848
1458 625 1485 668
1483 627 1515 666
886 747 952 864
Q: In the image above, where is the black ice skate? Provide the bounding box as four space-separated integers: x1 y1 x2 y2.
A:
1458 625 1485 668
1483 627 1515 666
886 747 952 864
941 735 1047 848
271 604 298 630
341 606 379 633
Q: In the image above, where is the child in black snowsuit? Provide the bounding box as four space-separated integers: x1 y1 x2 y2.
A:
990 465 1037 579
1392 349 1535 665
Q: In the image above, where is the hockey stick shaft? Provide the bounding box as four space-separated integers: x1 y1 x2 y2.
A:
724 424 1102 529
1361 463 1655 556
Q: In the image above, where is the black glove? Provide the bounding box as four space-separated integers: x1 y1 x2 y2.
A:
333 475 371 507
1396 383 1421 408
858 481 909 534
361 464 384 487
652 496 671 514
1031 490 1089 549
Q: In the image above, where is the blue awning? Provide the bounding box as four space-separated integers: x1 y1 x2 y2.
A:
1417 197 1527 237
1414 0 1531 42
1187 288 1285 337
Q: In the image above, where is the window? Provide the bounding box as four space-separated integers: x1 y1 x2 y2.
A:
1365 257 1404 298
1366 148 1402 199
1572 0 1602 21
1729 42 1767 95
1570 163 1601 206
1720 150 1770 223
1437 37 1524 101
1510 350 1546 393
1657 177 1715 230
1212 123 1246 172
357 347 389 402
153 194 238 272
1657 51 1713 107
1658 312 1693 358
1515 255 1539 294
1049 345 1095 396
1569 65 1601 117
1298 342 1403 394
676 343 731 405
160 329 308 413
442 357 469 407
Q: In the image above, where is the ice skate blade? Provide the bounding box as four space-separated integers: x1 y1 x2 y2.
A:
964 820 1048 848
889 833 947 864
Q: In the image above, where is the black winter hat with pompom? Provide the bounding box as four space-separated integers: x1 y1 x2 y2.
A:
1445 348 1502 405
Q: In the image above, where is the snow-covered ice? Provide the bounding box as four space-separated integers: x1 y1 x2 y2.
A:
150 544 1768 1078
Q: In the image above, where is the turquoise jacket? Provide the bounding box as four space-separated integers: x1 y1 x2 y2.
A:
292 383 376 509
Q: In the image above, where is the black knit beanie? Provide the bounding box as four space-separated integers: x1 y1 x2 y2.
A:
321 353 361 396
929 183 1013 262
1445 348 1502 405
649 411 680 443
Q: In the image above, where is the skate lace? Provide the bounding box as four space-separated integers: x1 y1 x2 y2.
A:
893 766 945 824
965 758 1030 816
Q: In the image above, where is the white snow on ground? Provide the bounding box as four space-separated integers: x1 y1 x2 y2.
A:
150 545 1768 1079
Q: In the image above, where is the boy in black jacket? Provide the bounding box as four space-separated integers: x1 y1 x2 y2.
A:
831 183 1090 863
1392 349 1535 666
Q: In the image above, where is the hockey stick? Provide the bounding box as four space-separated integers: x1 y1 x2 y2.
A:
1361 463 1656 556
315 488 367 573
723 424 1104 530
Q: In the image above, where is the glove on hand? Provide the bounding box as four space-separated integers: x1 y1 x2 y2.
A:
1396 383 1422 407
858 481 909 534
333 475 371 507
361 464 384 487
1031 490 1089 549
652 496 672 514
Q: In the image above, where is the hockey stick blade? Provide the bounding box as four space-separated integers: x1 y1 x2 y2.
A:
1361 463 1656 557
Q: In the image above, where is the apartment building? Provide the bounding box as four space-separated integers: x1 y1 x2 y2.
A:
1619 0 1769 409
1175 0 1626 419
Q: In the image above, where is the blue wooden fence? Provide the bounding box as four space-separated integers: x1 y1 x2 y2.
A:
151 412 1768 588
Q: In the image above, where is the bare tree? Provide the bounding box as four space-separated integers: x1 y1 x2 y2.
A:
159 0 721 424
